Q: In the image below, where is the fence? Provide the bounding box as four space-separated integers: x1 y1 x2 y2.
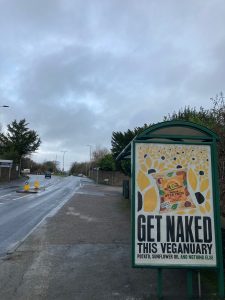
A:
90 169 129 187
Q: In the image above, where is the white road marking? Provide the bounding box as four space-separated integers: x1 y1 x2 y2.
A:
7 185 81 254
0 203 4 205
12 194 31 201
0 193 13 198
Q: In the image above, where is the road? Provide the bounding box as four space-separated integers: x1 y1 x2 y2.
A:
0 175 83 256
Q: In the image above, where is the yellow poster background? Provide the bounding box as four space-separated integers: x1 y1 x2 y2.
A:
136 143 213 216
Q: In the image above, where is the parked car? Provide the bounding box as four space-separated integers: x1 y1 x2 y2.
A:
45 172 51 179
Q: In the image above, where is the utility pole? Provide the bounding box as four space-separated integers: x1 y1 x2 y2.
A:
55 154 57 174
61 151 67 173
87 145 92 177
0 104 9 143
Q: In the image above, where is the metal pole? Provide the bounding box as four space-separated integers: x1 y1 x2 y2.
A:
157 268 163 299
211 141 225 299
55 154 57 173
61 151 67 173
197 271 201 298
87 145 92 177
187 270 193 299
9 167 11 181
19 156 22 175
97 167 99 184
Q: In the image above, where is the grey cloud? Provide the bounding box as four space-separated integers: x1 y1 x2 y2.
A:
0 0 224 168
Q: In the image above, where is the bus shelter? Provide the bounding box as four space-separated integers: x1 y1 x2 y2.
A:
0 159 13 181
117 120 224 299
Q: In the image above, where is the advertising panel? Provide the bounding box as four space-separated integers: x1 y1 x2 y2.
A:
134 143 217 267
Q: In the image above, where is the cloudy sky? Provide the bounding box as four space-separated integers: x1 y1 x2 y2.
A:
0 0 224 170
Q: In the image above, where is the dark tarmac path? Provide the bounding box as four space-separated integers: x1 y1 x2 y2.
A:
0 180 221 299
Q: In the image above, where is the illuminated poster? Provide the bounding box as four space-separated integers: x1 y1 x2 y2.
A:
134 143 217 267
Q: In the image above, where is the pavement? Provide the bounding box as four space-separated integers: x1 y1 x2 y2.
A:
0 181 223 300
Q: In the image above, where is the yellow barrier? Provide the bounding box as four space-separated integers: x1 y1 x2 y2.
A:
34 180 40 189
23 182 30 191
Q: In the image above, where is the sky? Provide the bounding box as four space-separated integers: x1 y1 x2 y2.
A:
0 0 225 170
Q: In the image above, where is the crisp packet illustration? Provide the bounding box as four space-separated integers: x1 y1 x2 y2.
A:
153 169 196 213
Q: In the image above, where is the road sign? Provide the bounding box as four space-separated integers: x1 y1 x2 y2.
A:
0 160 13 168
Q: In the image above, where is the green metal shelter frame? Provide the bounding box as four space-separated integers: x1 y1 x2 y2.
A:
117 120 224 299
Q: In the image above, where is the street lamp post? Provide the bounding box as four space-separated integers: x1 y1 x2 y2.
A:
61 151 67 174
0 105 10 179
0 104 9 123
87 145 92 177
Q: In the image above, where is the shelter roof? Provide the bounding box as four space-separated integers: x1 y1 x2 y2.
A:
116 120 219 161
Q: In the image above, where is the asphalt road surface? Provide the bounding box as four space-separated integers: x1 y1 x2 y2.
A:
0 175 83 256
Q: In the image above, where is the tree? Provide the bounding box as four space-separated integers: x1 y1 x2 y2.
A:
91 147 109 167
98 153 116 171
164 93 225 178
69 161 88 176
111 124 150 175
0 119 41 172
69 148 116 176
42 161 59 173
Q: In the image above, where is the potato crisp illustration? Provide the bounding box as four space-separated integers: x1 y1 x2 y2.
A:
153 169 196 213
